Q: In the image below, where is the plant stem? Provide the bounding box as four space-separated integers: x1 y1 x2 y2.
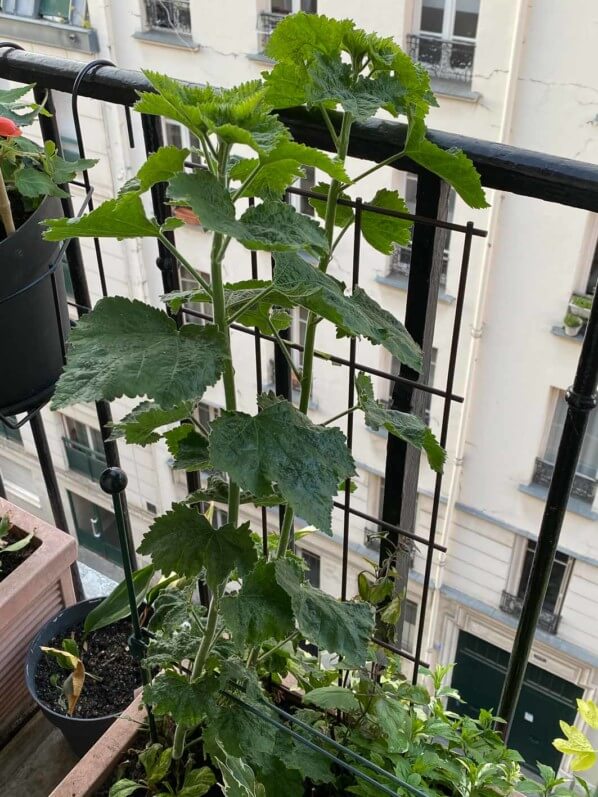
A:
0 168 15 236
321 106 340 149
228 284 275 325
255 632 300 663
267 319 303 384
320 405 359 426
331 217 354 254
232 162 263 202
347 147 406 189
157 232 212 294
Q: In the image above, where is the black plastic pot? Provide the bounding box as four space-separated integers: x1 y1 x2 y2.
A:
25 597 122 757
0 194 69 416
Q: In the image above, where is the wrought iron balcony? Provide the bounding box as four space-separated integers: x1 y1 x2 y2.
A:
406 34 475 86
62 438 107 482
500 590 561 635
257 11 286 53
532 457 596 505
0 1 97 52
144 0 191 34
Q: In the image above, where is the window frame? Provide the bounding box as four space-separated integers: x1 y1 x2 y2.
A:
179 269 211 325
417 0 480 43
516 539 572 617
298 548 321 588
144 0 192 35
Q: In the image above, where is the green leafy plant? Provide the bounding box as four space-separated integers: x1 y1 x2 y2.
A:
44 12 493 795
564 313 583 328
0 84 95 237
0 514 33 571
553 698 598 771
571 295 593 311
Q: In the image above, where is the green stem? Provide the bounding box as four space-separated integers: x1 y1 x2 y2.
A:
255 632 300 664
232 162 263 202
347 147 406 189
157 233 212 294
321 405 359 427
331 217 353 254
228 284 275 325
320 106 340 149
267 319 302 384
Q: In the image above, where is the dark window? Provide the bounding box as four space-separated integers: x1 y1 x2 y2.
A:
0 417 22 445
586 239 598 296
180 271 211 325
300 549 321 588
453 0 479 38
420 0 444 34
403 600 418 652
517 540 570 615
145 0 191 33
299 166 315 217
544 393 598 480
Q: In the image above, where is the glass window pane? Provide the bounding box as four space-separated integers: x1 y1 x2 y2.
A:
272 0 293 13
188 133 202 166
453 0 480 38
518 541 568 614
403 600 418 652
301 0 317 11
545 393 598 478
544 394 567 465
300 550 321 588
420 0 445 34
586 239 598 295
164 122 183 149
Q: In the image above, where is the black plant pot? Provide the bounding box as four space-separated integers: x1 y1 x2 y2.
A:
0 194 69 416
25 598 122 758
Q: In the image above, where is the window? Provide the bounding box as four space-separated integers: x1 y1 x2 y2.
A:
402 600 418 653
180 270 211 324
258 0 317 51
387 174 454 286
0 417 22 445
145 0 191 34
197 402 221 430
586 238 598 296
408 0 479 84
532 391 598 504
163 121 202 166
68 491 121 565
365 475 385 550
291 166 315 217
61 415 106 481
300 549 321 588
517 540 571 616
292 306 309 372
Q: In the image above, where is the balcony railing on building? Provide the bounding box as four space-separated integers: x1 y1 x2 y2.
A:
532 457 597 505
500 590 561 635
257 11 286 53
145 0 191 34
407 33 475 86
62 437 107 482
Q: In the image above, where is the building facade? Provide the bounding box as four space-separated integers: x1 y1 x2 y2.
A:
1 0 597 777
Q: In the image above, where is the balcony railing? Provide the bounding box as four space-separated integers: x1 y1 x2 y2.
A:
500 590 561 635
532 457 596 505
257 11 286 53
144 0 191 34
406 34 475 86
62 438 107 482
0 48 596 742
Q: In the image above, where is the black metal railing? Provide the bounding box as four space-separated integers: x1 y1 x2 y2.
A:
62 437 107 482
532 457 596 505
0 48 597 749
407 34 475 85
144 0 191 34
500 590 561 635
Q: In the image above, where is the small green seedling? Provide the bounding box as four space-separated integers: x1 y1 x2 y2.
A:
0 515 33 571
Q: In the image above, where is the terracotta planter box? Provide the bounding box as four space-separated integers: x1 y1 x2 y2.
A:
49 694 146 797
0 497 77 743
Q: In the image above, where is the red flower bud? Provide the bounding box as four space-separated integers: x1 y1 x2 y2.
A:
0 117 22 138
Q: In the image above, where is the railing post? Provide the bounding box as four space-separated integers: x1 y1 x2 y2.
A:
379 172 450 651
498 294 598 738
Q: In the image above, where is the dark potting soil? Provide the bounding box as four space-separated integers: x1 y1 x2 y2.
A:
35 617 141 719
0 528 41 582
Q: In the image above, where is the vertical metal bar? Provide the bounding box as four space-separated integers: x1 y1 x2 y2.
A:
29 413 84 600
379 173 449 654
411 222 474 681
0 468 6 500
341 199 362 602
100 467 158 743
498 293 598 738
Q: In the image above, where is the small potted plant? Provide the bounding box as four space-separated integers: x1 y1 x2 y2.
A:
0 85 95 415
0 498 77 744
563 312 583 337
569 293 593 321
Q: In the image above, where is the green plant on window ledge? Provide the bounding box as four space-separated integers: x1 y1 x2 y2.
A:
44 11 501 796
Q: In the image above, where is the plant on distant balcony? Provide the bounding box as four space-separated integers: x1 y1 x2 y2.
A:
563 312 583 336
569 293 593 322
44 12 494 795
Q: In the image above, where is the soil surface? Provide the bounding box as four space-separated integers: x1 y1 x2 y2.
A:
0 528 41 582
35 618 141 719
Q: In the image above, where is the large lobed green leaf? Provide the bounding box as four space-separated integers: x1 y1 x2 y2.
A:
356 372 445 472
275 558 374 667
138 502 256 590
43 194 159 241
209 394 355 534
273 252 422 372
221 560 295 648
163 424 210 471
119 145 190 195
51 298 228 410
361 188 412 254
109 401 193 446
144 670 220 728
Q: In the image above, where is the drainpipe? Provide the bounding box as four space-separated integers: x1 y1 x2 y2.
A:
423 0 532 663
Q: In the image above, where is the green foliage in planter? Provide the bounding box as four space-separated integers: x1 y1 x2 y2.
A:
571 294 593 311
0 514 33 570
44 11 498 796
564 313 583 328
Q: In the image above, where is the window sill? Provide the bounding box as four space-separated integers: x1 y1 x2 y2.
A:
133 29 199 51
430 77 480 102
375 274 455 304
518 482 598 521
551 324 584 343
0 12 98 53
247 52 274 64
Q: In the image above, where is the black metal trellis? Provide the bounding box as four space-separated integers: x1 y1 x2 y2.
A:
0 49 596 768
